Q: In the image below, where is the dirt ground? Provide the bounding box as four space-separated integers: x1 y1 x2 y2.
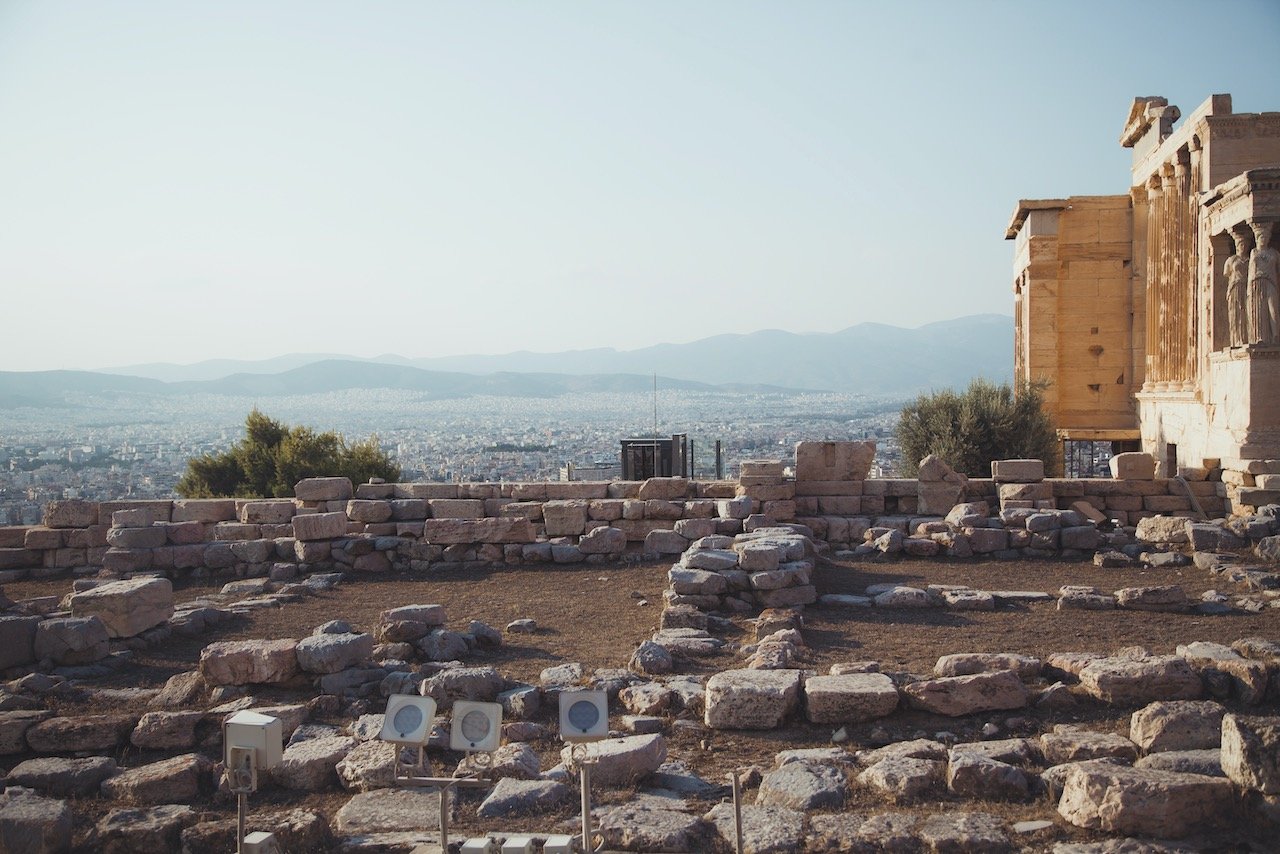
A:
6 554 1279 851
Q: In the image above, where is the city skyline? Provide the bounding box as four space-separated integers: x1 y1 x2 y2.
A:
2 1 1278 372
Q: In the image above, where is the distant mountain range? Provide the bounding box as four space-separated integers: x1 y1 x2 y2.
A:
2 314 1013 407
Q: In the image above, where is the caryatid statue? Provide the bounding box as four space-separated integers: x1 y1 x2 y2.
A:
1224 225 1250 347
1248 221 1280 345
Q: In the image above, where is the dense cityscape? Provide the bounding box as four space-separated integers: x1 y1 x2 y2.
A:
0 388 907 525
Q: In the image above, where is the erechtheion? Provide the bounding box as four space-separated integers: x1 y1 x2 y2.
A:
1007 94 1280 507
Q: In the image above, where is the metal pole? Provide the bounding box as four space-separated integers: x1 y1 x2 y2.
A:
237 792 247 854
439 783 450 854
730 771 743 854
580 761 593 852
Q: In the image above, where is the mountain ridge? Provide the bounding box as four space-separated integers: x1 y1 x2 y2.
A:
88 314 1013 394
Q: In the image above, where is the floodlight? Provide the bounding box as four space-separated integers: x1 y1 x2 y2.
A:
559 690 609 742
450 700 502 753
380 694 438 745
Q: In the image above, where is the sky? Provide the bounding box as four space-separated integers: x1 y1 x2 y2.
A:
1 0 1277 373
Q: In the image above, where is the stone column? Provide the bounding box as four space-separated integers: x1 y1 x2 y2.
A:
1144 174 1166 391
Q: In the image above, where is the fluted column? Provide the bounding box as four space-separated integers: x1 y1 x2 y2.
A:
1144 174 1165 391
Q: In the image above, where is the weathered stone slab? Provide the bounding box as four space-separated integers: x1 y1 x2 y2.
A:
5 756 118 796
294 477 353 501
991 459 1044 482
1078 656 1202 705
69 577 174 638
1129 700 1225 753
756 761 846 810
291 511 347 541
421 517 535 544
0 615 39 670
100 753 211 804
33 616 110 665
560 733 667 786
130 710 205 750
900 670 1028 717
26 714 136 753
857 756 943 801
1040 727 1139 765
333 788 451 833
1220 713 1280 794
273 734 355 791
0 788 73 854
704 803 804 854
475 778 569 818
597 802 707 853
1057 763 1233 836
295 632 374 675
795 441 874 482
704 669 801 729
199 638 300 686
803 673 898 724
93 804 197 853
935 653 1041 680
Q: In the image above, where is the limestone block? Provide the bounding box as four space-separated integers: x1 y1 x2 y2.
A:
704 803 804 853
637 478 690 501
1129 700 1225 753
69 577 174 638
105 526 166 549
101 753 211 804
130 711 205 750
0 788 73 854
795 440 874 482
336 739 399 792
293 477 353 501
991 459 1045 482
273 735 356 791
345 500 392 523
934 653 1041 680
199 639 299 685
295 632 374 675
0 615 39 670
645 499 684 520
900 670 1027 716
92 804 197 852
946 753 1028 800
290 512 347 541
34 616 110 665
597 801 707 852
1078 656 1202 705
333 788 451 834
1110 452 1156 480
42 499 97 528
1134 515 1189 544
239 499 297 524
998 482 1052 502
1220 714 1280 794
426 498 485 519
803 673 898 723
705 669 801 729
5 756 118 797
645 530 689 555
542 500 588 536
716 496 752 519
1040 727 1138 764
756 761 847 810
171 499 236 523
26 714 135 753
476 778 569 818
1115 585 1188 612
1057 763 1233 836
857 756 943 801
673 518 718 539
587 499 625 521
579 525 626 555
559 733 667 786
421 518 535 544
545 482 609 499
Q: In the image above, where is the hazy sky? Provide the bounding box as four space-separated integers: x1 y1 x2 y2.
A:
2 1 1277 372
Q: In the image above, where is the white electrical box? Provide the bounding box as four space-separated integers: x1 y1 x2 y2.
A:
500 836 535 854
541 834 575 853
224 710 283 771
242 831 281 854
559 690 608 742
459 837 499 853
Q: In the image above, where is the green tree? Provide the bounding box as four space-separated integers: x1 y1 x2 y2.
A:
176 409 400 498
895 379 1058 477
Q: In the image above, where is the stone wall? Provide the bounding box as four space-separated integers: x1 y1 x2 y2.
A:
0 465 1240 586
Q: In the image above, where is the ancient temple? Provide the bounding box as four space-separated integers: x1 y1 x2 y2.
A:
1006 94 1280 509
